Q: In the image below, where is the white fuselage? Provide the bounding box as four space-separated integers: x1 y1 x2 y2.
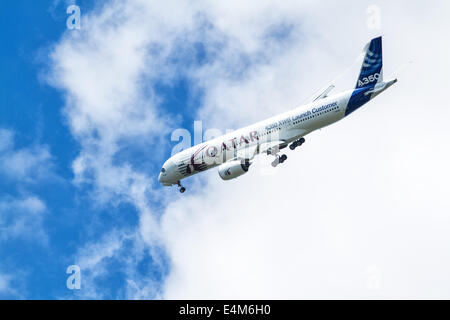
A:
159 89 353 185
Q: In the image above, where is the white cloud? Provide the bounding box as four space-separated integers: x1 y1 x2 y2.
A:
68 229 127 299
0 274 11 293
48 0 195 230
0 129 14 152
0 129 54 183
48 0 450 299
0 196 48 243
67 228 165 299
0 128 53 244
0 273 21 298
0 271 27 299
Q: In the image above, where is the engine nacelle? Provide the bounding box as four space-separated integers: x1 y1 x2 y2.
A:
218 160 251 181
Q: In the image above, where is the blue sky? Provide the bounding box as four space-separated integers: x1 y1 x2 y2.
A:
1 0 450 300
0 0 76 299
0 0 171 299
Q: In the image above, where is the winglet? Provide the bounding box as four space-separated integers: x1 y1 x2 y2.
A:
313 84 335 102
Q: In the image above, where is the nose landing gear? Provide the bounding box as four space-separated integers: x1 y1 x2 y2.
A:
177 181 186 193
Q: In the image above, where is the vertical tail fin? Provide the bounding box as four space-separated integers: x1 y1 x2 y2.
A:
345 37 392 116
356 36 383 89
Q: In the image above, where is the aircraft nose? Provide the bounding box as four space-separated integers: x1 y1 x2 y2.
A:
159 159 179 185
158 161 171 185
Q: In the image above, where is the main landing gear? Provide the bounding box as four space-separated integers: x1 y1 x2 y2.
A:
289 137 306 150
177 181 186 193
271 138 306 167
271 154 287 167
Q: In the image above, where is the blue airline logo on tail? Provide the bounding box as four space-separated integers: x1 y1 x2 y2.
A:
356 36 383 88
345 36 383 116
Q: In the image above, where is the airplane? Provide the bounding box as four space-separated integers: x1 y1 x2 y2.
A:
158 36 397 193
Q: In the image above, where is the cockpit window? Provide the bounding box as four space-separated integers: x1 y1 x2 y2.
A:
161 168 166 173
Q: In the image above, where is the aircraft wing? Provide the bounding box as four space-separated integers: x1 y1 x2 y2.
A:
230 141 286 164
236 144 258 160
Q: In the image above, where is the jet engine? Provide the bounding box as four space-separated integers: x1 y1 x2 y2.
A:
218 160 251 181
